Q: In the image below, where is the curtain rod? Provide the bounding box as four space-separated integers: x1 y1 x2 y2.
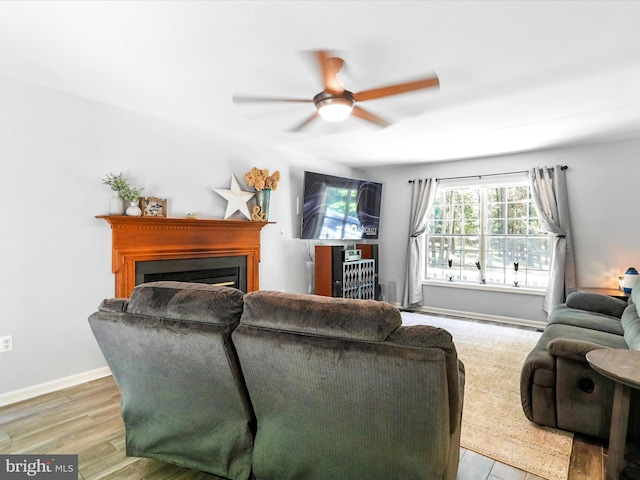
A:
407 165 568 183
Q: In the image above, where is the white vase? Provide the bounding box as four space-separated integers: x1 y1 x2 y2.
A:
109 191 125 215
126 200 142 216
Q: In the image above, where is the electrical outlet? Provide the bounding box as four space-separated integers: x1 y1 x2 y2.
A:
0 335 12 353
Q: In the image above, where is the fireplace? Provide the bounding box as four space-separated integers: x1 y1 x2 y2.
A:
98 216 268 297
135 256 247 291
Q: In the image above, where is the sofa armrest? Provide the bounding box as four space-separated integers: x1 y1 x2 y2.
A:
97 298 128 313
547 337 610 363
566 291 627 318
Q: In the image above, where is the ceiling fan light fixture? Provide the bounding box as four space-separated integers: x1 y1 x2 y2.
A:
234 51 439 131
315 96 354 122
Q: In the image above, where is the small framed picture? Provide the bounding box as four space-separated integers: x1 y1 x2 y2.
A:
141 196 167 217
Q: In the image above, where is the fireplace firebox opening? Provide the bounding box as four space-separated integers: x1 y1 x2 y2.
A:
135 256 247 292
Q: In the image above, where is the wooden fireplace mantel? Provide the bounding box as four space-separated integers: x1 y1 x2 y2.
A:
97 216 269 297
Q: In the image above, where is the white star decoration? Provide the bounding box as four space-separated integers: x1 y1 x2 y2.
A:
213 175 255 220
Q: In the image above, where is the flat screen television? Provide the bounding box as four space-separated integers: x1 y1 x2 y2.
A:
301 171 383 240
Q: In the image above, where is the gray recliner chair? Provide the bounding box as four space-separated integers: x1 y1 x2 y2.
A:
232 290 465 480
521 285 640 441
89 281 254 480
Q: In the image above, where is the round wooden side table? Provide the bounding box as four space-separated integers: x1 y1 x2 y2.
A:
586 349 640 480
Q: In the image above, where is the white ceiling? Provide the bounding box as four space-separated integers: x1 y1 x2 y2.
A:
1 1 639 167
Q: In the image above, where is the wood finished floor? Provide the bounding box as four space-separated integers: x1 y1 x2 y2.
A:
0 376 604 480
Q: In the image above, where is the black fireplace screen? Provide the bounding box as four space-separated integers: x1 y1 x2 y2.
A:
135 256 247 292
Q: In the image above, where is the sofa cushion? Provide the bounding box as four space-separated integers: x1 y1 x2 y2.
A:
240 290 402 341
126 281 244 325
566 291 627 318
622 305 640 350
548 304 624 336
543 323 628 351
632 284 640 306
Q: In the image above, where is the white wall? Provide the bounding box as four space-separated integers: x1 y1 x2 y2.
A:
367 139 640 323
0 77 356 397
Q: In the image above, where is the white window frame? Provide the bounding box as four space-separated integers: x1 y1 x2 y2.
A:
424 173 551 290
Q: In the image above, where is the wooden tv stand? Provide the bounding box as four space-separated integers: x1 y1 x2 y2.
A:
315 244 379 300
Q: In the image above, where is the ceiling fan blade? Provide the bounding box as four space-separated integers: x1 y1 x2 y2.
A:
315 50 345 94
233 94 312 104
289 112 320 132
351 106 389 128
353 75 440 102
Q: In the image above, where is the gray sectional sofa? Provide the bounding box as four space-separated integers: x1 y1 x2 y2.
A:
521 285 640 440
89 281 465 480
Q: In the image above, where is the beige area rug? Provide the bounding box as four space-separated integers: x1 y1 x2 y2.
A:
402 311 573 480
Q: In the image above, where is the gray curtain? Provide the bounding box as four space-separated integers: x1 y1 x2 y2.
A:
529 166 576 313
402 178 436 308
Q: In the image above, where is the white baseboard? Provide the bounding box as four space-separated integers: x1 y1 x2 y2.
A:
0 366 112 408
404 305 546 330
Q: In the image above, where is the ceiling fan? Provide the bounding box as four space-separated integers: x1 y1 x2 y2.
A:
232 50 439 131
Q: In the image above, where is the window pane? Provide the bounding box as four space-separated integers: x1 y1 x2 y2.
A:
487 202 505 219
508 186 528 202
487 237 505 251
485 236 504 268
508 202 527 219
507 219 527 234
461 238 480 268
487 187 505 203
527 237 551 270
489 219 505 234
528 219 544 235
485 253 504 269
506 236 527 251
461 219 480 235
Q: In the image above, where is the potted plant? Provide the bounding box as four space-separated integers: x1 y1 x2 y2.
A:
244 167 280 221
102 172 129 192
121 186 145 216
102 172 130 215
